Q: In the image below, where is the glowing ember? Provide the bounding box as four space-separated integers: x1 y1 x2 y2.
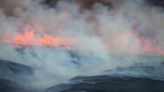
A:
0 30 74 48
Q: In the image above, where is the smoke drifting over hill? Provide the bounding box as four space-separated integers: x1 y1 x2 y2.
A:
0 0 164 89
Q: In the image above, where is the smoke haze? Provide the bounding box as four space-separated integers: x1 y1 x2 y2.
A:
0 0 164 89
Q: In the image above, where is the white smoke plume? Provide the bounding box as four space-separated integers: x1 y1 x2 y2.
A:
0 0 164 89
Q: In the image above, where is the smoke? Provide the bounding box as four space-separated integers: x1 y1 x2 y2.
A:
0 0 164 89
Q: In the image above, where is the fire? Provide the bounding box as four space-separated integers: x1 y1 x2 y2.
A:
0 20 163 56
138 36 164 56
0 29 74 48
130 19 164 56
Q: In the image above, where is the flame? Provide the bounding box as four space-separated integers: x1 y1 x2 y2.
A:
0 29 74 48
0 21 163 56
138 36 164 55
130 19 164 56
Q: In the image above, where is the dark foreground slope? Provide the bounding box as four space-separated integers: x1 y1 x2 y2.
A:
0 79 31 92
45 55 164 92
0 59 164 92
45 75 164 92
0 59 35 92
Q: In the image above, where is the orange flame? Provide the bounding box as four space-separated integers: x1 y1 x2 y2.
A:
138 36 164 56
130 19 164 56
0 29 74 48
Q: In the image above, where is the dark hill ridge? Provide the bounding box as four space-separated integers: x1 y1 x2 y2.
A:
0 57 164 92
103 65 164 81
45 75 164 92
0 59 36 92
0 59 33 81
0 79 30 92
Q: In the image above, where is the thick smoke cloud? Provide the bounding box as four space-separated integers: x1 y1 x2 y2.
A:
0 0 164 89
